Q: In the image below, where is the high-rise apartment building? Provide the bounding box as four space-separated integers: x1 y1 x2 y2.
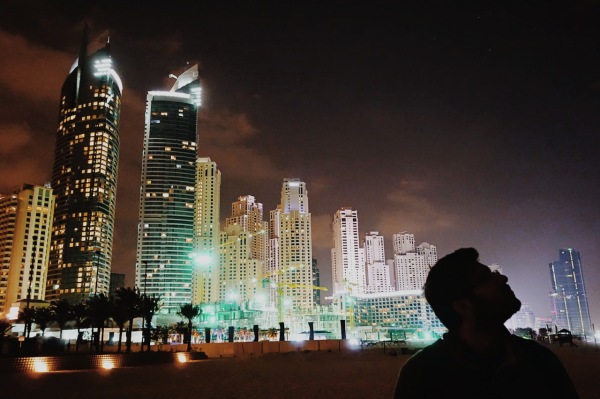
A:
331 208 366 294
395 252 429 291
364 231 393 293
217 225 262 305
393 232 415 255
46 29 122 303
226 195 269 267
270 179 314 316
549 248 593 338
135 64 201 315
0 185 55 316
193 157 221 304
416 242 437 267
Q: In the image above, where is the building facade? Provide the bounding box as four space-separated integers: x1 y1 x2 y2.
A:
193 157 221 304
364 232 393 293
270 179 314 316
549 248 593 338
353 290 445 336
331 208 366 294
135 64 201 315
46 29 122 303
0 184 55 316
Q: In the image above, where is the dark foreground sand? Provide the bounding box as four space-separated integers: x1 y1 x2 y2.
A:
2 343 599 399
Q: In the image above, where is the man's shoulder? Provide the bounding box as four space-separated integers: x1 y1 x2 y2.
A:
403 339 448 366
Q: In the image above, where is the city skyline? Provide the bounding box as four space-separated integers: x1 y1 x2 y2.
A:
0 4 599 327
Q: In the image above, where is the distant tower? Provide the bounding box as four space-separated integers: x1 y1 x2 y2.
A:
193 157 221 304
392 232 415 255
0 184 55 316
226 195 269 267
331 208 366 294
47 27 123 303
364 232 393 293
416 242 437 267
136 64 201 315
549 248 593 338
270 178 313 316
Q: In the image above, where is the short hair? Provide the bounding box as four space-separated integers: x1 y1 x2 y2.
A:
424 247 481 330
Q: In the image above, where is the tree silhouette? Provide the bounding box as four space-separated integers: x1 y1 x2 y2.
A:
72 302 88 352
50 299 73 339
18 307 36 338
140 293 161 352
115 287 141 352
87 294 111 352
177 303 200 352
32 307 53 337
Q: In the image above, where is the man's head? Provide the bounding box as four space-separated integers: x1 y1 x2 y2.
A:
424 248 521 331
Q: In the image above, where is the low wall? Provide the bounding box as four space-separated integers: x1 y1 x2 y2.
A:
190 339 353 358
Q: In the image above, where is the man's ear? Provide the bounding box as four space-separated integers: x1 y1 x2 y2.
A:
452 298 473 317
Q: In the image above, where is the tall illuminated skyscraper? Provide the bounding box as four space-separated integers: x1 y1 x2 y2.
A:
193 157 220 304
270 178 313 315
0 184 55 316
226 195 269 266
331 208 366 294
136 64 201 315
549 248 593 338
46 28 122 303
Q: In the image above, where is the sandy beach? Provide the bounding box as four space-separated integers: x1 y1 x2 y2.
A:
2 343 599 399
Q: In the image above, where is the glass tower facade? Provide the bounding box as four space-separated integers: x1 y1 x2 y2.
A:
549 248 593 338
136 65 201 315
47 29 122 303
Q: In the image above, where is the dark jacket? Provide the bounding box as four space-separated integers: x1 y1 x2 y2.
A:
394 332 578 399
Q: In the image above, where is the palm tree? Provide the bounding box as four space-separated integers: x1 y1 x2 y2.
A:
139 293 161 352
110 297 128 353
0 318 13 352
87 294 112 352
72 302 88 352
177 303 200 352
18 307 36 338
32 307 53 337
115 287 141 352
50 299 73 340
174 321 187 343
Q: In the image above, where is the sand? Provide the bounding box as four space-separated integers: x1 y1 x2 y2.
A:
1 343 599 399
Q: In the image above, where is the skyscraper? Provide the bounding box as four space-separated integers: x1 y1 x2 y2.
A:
270 178 314 316
136 64 201 316
549 248 593 338
331 208 366 294
193 157 221 304
364 232 393 294
46 29 122 303
0 184 55 316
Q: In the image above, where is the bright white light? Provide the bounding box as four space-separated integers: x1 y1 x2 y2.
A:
177 353 188 363
33 359 49 373
349 338 360 346
101 358 115 370
288 182 300 187
193 254 211 266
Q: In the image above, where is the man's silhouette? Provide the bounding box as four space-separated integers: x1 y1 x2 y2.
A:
393 248 578 398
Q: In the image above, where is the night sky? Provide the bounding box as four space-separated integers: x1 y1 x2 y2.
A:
1 2 599 327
